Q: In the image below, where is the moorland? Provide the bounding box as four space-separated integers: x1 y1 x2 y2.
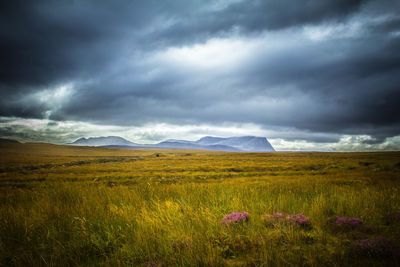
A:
0 142 400 266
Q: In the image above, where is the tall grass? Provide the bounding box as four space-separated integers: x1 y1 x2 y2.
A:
0 143 400 266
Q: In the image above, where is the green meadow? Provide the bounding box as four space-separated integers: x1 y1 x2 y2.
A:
0 142 400 266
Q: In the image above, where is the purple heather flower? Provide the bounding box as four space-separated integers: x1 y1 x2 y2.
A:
221 212 249 225
327 216 363 228
350 236 400 258
287 213 311 226
148 261 157 267
148 261 164 267
265 212 311 227
326 216 374 233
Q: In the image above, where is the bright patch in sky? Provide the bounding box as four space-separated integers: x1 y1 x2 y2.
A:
34 84 73 104
19 83 75 119
154 37 261 70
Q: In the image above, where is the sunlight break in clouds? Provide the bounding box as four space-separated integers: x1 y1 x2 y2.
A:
19 83 74 119
154 38 257 70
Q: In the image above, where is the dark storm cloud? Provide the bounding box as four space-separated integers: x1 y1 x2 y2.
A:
0 0 370 89
146 0 369 46
0 1 150 89
1 0 400 145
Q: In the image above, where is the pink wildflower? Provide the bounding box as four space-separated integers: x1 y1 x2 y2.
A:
265 212 311 227
221 212 249 225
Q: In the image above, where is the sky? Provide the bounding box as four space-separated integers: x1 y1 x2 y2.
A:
1 0 400 151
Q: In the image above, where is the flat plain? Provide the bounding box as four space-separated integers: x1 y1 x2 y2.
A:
1 142 400 266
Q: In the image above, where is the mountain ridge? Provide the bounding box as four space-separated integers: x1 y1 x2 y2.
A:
70 136 137 147
69 136 275 152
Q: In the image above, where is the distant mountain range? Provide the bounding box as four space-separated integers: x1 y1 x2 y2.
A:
71 136 137 147
69 136 275 152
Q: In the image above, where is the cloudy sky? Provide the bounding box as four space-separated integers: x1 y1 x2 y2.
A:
1 0 400 151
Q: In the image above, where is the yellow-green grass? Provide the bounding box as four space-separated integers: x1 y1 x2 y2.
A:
1 143 400 266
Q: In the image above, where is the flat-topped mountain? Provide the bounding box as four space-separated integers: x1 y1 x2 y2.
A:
156 140 242 152
69 136 275 152
195 136 275 152
70 136 137 147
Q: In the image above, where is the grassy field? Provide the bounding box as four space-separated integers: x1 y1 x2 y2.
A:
0 142 400 266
